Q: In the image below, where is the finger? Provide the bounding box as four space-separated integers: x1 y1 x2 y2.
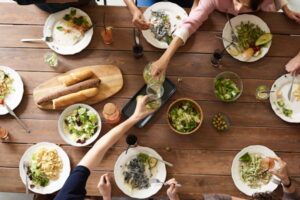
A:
104 175 111 185
165 178 176 185
97 175 105 188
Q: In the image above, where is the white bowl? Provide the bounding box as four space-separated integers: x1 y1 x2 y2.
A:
58 104 101 147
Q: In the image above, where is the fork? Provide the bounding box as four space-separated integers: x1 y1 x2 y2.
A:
23 161 29 195
149 178 182 187
21 36 53 43
288 72 296 101
226 12 238 44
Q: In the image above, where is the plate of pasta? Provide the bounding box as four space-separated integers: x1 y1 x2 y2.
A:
0 66 24 115
19 142 71 194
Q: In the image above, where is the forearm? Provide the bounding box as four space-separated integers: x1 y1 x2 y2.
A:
123 0 139 16
159 36 183 63
78 116 139 169
192 0 200 11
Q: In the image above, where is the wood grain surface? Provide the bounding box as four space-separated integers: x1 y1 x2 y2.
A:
0 3 300 199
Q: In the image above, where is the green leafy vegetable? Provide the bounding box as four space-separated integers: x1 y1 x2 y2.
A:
63 14 71 21
70 8 76 16
240 153 251 162
56 26 63 31
214 78 240 101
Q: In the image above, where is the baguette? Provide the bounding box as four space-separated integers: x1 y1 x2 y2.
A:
37 78 101 105
53 88 98 109
58 69 94 86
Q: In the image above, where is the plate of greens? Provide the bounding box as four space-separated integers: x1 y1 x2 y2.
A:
44 7 93 55
142 2 188 49
232 145 279 196
222 14 272 62
19 142 70 194
114 146 167 199
0 66 24 115
58 104 101 146
269 74 300 123
214 71 243 102
167 98 203 134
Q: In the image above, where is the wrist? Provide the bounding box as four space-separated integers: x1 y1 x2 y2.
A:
282 177 291 186
128 115 140 124
282 5 290 14
103 196 111 200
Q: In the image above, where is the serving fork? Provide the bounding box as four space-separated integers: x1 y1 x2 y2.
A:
21 36 53 43
288 72 296 101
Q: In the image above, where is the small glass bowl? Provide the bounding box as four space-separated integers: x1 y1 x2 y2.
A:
214 71 243 102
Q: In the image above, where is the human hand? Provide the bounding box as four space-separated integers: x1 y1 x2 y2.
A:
166 178 180 200
150 59 168 81
286 52 300 74
97 174 111 200
269 157 290 185
132 9 150 30
130 95 154 122
283 6 300 24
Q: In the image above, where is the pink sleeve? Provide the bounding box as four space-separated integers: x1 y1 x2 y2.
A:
182 0 215 35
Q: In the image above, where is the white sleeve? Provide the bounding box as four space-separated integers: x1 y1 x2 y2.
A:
173 27 190 44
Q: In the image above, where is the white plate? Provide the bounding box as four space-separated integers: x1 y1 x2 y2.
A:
44 7 93 55
114 146 167 199
0 66 24 115
142 2 188 49
19 142 71 194
58 104 102 147
222 14 271 62
269 73 300 123
232 145 279 196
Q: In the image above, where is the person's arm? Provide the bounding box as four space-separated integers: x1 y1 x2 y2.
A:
269 157 298 200
54 96 153 200
151 0 215 78
14 0 77 4
191 0 200 11
285 51 300 74
123 0 149 30
277 0 300 24
78 95 153 170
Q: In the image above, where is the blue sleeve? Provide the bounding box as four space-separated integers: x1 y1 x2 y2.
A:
13 0 45 5
54 165 91 200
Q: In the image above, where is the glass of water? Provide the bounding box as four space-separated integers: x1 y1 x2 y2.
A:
146 83 164 109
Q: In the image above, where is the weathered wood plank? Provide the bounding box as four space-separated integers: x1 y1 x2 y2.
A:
0 48 291 80
0 25 299 56
1 95 300 129
0 167 299 198
0 4 299 34
1 119 300 152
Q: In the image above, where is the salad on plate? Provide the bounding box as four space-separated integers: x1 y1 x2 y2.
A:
149 11 173 45
63 106 99 144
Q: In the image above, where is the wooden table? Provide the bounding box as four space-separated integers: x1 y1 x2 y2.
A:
0 3 300 199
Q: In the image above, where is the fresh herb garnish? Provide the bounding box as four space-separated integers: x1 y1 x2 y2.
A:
63 14 71 21
56 26 63 31
240 152 251 162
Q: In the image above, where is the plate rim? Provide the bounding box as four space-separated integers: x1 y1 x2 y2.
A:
231 145 279 196
114 146 167 199
43 7 93 55
0 65 24 115
142 2 188 49
18 142 71 194
222 14 271 62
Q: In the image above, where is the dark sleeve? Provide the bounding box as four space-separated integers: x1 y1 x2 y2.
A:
13 0 45 5
54 165 91 200
282 190 300 200
204 194 232 200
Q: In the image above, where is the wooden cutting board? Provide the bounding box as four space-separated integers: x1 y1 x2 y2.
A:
33 65 123 110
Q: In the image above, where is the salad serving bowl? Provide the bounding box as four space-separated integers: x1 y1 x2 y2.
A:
167 98 203 135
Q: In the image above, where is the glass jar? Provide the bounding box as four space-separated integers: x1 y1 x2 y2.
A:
255 85 269 100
